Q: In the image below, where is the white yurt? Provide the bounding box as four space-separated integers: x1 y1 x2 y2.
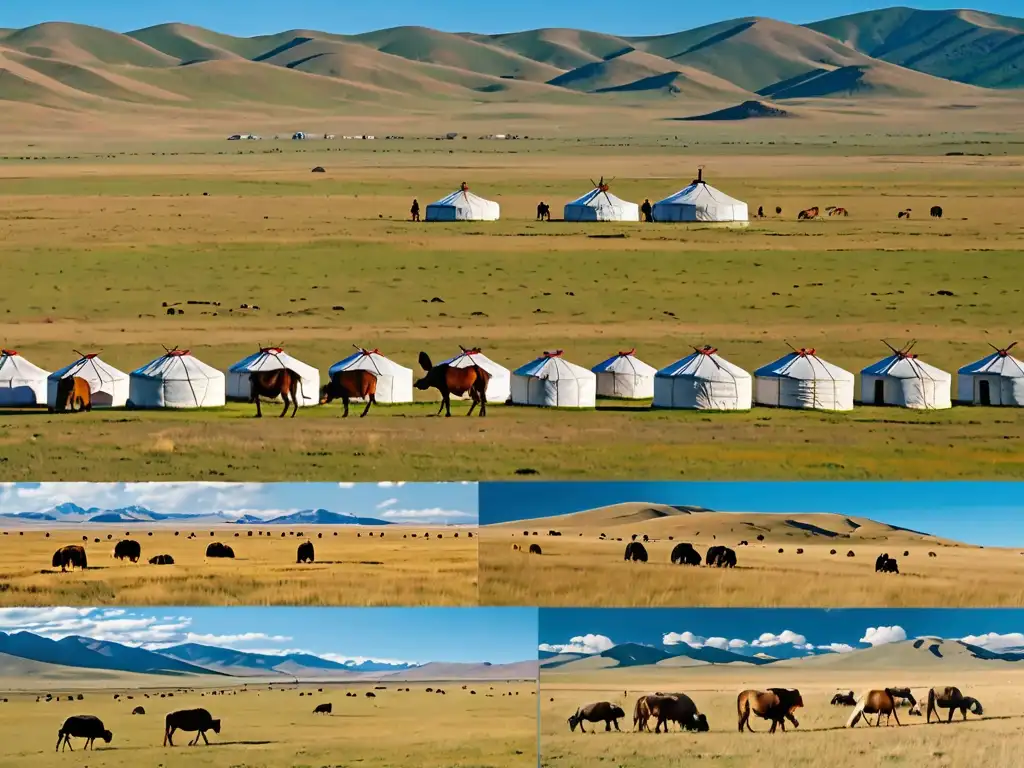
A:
440 347 511 403
564 180 639 222
957 343 1024 406
328 348 413 404
425 182 500 222
128 349 226 409
591 348 656 399
226 347 321 406
653 345 752 410
511 350 596 408
0 349 50 407
754 348 854 411
860 346 951 409
47 353 129 409
652 168 748 224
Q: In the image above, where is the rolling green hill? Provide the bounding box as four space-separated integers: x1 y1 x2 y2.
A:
0 8 1020 117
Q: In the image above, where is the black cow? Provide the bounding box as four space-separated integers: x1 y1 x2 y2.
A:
706 546 737 568
163 708 221 746
52 545 88 572
624 541 648 562
132 706 146 715
670 543 701 566
297 541 315 563
930 205 943 218
313 702 332 714
56 715 112 751
568 701 625 733
876 553 899 574
149 554 174 565
113 539 141 563
205 542 235 558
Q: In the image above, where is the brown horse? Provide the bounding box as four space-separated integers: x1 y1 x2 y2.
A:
847 688 916 727
826 206 849 217
319 370 378 417
53 376 92 413
737 689 803 734
415 351 490 417
926 687 983 723
249 369 303 418
797 207 819 220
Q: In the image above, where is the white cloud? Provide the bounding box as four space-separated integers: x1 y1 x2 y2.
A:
376 498 399 510
662 631 705 647
338 483 356 489
752 630 809 648
961 632 1024 651
0 482 265 516
816 643 857 654
377 482 407 488
538 634 614 655
378 508 475 522
184 633 292 646
860 626 907 646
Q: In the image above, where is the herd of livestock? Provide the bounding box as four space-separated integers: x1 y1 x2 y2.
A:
567 686 984 736
516 530 930 573
38 528 470 573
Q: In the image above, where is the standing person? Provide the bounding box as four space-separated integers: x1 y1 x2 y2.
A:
641 199 653 222
411 199 420 222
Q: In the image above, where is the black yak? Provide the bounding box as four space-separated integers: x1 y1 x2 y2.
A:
113 539 141 563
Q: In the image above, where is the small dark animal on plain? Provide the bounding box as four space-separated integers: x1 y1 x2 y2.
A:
205 542 234 558
113 539 141 563
297 541 315 563
313 703 332 714
529 543 542 555
55 715 112 752
537 202 551 221
52 545 88 572
163 708 221 747
930 205 943 218
624 541 648 562
149 554 174 565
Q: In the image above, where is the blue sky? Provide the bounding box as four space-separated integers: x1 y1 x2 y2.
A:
4 1 1019 37
479 482 1024 547
539 608 1024 657
0 607 536 664
0 482 477 525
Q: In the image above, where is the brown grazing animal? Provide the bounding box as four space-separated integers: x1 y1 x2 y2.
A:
415 350 490 417
652 694 709 733
737 689 803 734
132 706 146 715
313 702 332 714
847 688 917 727
537 202 551 221
826 206 849 217
52 545 88 572
296 541 315 563
163 708 221 746
797 206 819 220
831 691 856 706
205 542 234 558
113 539 141 563
56 715 112 751
529 543 542 555
319 369 377 417
671 542 701 565
898 208 912 219
926 687 982 723
249 366 303 418
568 701 625 732
624 541 648 562
53 376 92 413
149 554 174 565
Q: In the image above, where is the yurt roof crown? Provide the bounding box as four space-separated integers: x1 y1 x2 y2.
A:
1 349 19 356
163 347 191 357
882 339 919 360
692 167 706 185
459 345 483 355
617 347 636 357
543 350 564 358
993 341 1018 357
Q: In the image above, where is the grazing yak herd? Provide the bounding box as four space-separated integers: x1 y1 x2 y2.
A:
518 530 929 574
567 686 984 737
42 528 471 573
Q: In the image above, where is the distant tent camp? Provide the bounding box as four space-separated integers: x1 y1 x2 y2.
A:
653 346 752 410
564 177 639 222
652 168 748 224
511 350 596 408
128 349 225 409
47 353 129 409
328 348 413 404
754 347 854 411
591 348 656 399
440 347 511 404
227 347 321 407
861 342 951 410
425 182 500 222
0 349 50 407
957 342 1024 406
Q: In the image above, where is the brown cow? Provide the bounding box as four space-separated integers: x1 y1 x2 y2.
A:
250 367 303 418
847 688 916 727
415 350 490 417
737 689 803 734
568 701 624 732
53 377 92 413
319 370 377 417
797 207 819 220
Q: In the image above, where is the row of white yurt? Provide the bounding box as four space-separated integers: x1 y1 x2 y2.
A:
564 180 640 222
0 349 50 406
957 344 1024 406
652 168 748 224
654 346 753 410
425 182 500 222
511 351 596 408
128 350 226 408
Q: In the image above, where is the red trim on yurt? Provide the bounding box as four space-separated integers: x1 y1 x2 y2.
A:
460 182 469 192
1 349 18 356
797 348 816 357
261 347 285 354
542 350 564 358
618 348 636 357
694 345 718 356
359 348 380 356
464 347 482 355
166 349 190 357
84 353 99 360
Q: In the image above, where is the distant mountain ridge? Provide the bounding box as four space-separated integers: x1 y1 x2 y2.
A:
0 8 1020 118
0 631 534 681
0 503 393 526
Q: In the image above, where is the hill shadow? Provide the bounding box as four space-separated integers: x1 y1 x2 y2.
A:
253 37 312 62
669 21 755 59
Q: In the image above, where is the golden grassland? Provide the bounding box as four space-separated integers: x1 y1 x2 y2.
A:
478 505 1024 607
0 677 537 768
1 136 1023 480
0 525 477 606
540 664 1024 767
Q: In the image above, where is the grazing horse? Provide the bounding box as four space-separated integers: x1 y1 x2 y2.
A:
797 206 819 220
847 688 916 727
826 206 849 217
250 368 303 418
930 205 943 218
926 687 983 723
537 202 551 221
53 376 92 413
415 351 490 417
319 369 377 417
737 689 803 734
52 545 88 572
